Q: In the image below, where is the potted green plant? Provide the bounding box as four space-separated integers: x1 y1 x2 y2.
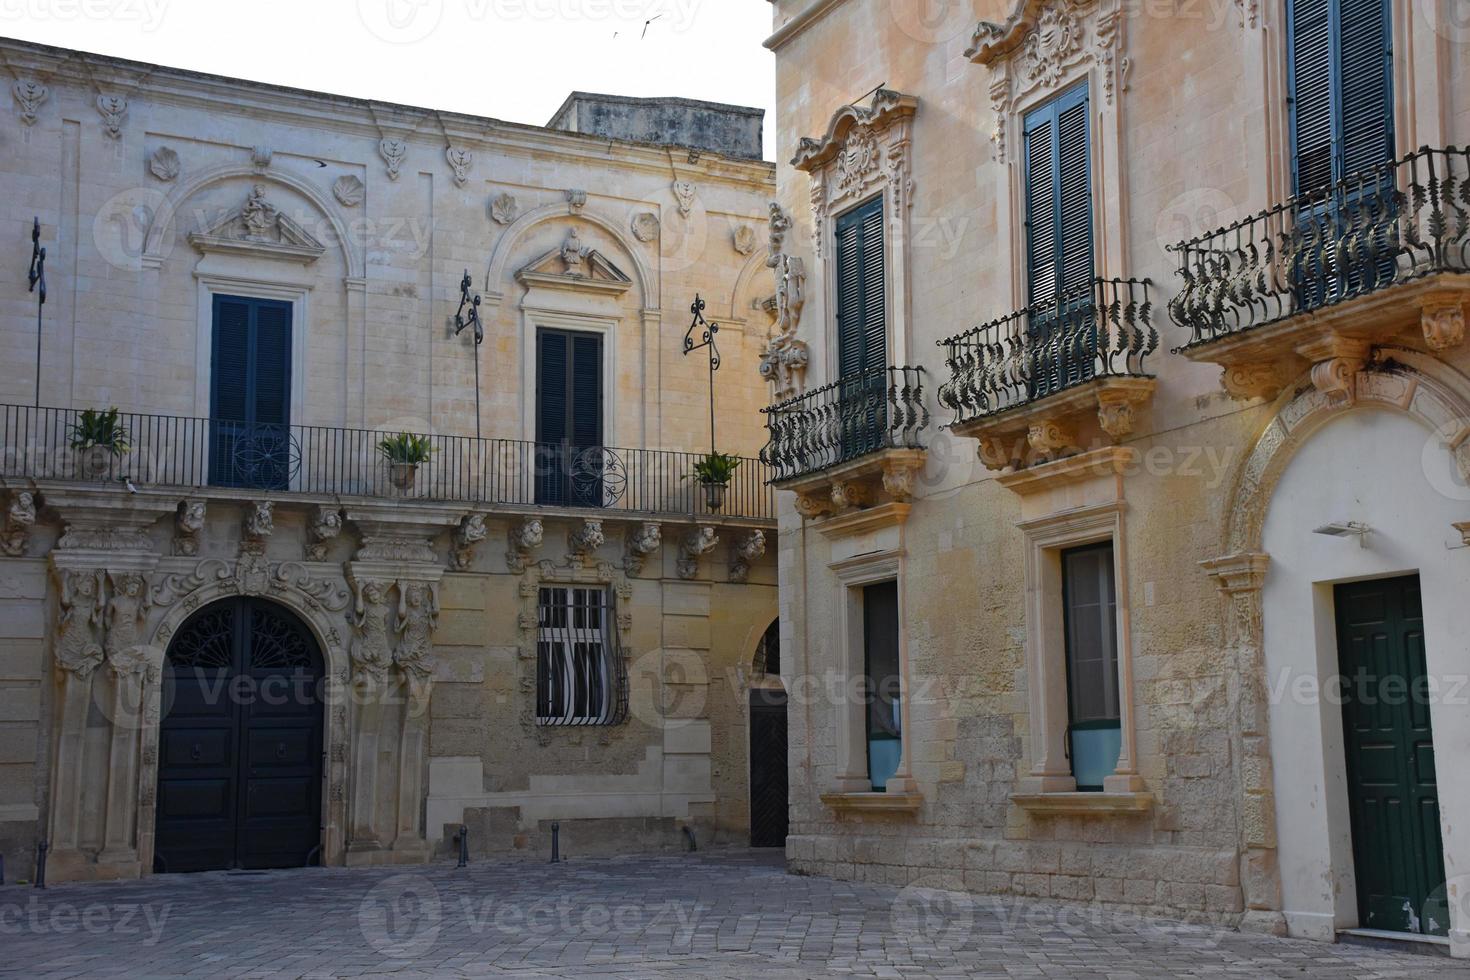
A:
687 451 741 512
378 432 434 491
70 407 130 480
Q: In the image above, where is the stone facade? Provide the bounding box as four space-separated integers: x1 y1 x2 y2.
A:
766 0 1470 958
0 38 780 882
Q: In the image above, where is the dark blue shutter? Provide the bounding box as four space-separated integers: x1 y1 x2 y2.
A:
536 329 603 506
1288 0 1393 194
536 330 568 445
210 294 292 489
834 195 886 379
570 333 603 449
1024 84 1092 305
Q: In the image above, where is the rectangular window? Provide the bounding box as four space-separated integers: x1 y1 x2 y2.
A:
535 328 604 506
536 586 623 726
833 196 887 460
1287 0 1394 196
1061 543 1120 791
209 294 292 490
862 580 901 791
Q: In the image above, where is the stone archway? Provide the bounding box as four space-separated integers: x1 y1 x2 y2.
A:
1205 352 1470 937
154 596 327 872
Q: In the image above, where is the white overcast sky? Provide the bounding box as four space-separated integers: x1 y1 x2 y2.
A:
1 0 777 158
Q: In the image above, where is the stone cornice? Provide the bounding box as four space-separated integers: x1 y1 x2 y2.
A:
763 0 850 51
790 89 919 172
0 38 775 187
967 0 1092 64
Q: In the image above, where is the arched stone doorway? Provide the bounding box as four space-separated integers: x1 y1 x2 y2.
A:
749 618 788 848
154 597 325 873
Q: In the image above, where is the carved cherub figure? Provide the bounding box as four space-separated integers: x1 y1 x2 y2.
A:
394 581 439 682
350 579 393 680
56 569 105 676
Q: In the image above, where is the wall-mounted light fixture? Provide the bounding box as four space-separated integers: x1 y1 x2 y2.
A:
1313 521 1371 547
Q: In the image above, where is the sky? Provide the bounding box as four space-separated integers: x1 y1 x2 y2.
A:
0 0 778 158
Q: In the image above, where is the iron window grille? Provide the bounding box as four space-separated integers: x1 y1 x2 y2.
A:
535 586 627 726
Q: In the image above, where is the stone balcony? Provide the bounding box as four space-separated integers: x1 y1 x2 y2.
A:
1167 146 1470 401
936 277 1158 473
758 365 930 520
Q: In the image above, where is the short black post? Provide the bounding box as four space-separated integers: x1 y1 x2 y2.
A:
456 824 468 868
549 821 560 864
0 851 6 885
34 840 47 889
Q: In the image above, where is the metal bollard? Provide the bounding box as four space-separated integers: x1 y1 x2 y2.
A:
0 851 5 885
549 821 560 864
34 840 47 889
456 824 469 868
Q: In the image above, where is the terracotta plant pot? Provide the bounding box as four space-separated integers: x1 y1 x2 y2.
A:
702 481 727 512
76 445 116 480
388 462 419 491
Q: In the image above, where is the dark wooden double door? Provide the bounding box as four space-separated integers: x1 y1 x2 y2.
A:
155 598 324 873
748 688 788 848
1336 575 1448 936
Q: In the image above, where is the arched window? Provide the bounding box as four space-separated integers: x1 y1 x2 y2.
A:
753 618 780 677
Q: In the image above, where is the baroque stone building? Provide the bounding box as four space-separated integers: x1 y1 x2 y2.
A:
0 39 783 880
763 0 1470 957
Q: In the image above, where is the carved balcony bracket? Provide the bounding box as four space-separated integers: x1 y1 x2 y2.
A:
956 377 1157 473
1297 334 1371 403
1220 361 1302 402
780 447 927 530
1421 291 1467 352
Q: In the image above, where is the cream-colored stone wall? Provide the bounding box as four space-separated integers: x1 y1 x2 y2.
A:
768 0 1470 952
0 38 780 881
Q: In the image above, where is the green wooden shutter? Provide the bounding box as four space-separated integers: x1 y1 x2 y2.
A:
1024 84 1092 305
1288 0 1393 194
834 195 886 380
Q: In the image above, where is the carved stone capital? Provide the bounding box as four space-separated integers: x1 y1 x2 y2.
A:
1221 361 1294 401
1421 292 1466 352
622 522 662 575
1200 552 1270 595
506 518 544 573
1297 335 1369 402
677 526 719 580
1026 418 1079 459
728 530 766 583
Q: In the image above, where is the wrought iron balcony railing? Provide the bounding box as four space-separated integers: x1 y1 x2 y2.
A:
0 404 775 521
936 277 1157 426
759 365 929 483
1168 145 1470 346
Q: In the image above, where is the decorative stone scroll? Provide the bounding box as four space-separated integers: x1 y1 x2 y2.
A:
967 0 1130 162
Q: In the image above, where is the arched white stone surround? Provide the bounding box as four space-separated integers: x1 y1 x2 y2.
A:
1222 352 1470 955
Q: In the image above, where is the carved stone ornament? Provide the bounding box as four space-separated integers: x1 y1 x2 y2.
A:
56 520 151 553
630 211 659 243
490 192 519 225
567 520 605 566
2 490 36 558
1221 362 1296 402
55 568 105 677
622 522 662 575
561 228 587 274
967 0 1129 162
394 581 439 682
830 480 872 512
12 78 47 125
250 145 273 170
794 491 835 520
728 529 766 583
96 93 127 139
792 89 917 258
677 526 718 580
506 518 544 573
187 184 327 263
733 224 757 256
1421 294 1467 352
672 180 697 218
173 498 206 557
333 174 365 208
761 203 810 401
881 457 922 502
241 501 275 555
379 138 408 181
451 513 487 570
104 571 151 664
149 146 181 182
306 505 343 561
1026 418 1081 459
1298 335 1370 402
151 557 350 613
566 188 587 212
350 577 394 680
446 146 474 187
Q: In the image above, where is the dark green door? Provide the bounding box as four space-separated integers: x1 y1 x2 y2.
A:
1335 574 1448 936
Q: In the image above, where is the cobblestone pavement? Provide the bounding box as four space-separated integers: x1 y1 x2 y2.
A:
1 849 1465 978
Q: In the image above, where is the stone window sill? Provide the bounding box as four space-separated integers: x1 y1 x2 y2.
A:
1010 791 1154 815
820 791 923 816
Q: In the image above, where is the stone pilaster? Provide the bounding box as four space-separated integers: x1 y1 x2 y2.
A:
1201 551 1285 936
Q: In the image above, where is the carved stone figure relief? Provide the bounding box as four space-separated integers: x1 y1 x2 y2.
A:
241 501 274 555
55 569 105 677
622 522 661 575
173 499 205 556
307 506 343 561
728 530 766 583
350 578 394 679
677 526 718 580
394 581 438 682
104 571 151 664
451 513 487 570
760 203 809 400
2 490 36 557
506 519 544 573
567 520 605 566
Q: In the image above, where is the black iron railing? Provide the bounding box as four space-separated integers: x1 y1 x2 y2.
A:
937 277 1156 426
0 404 775 521
1168 146 1470 347
759 365 929 483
